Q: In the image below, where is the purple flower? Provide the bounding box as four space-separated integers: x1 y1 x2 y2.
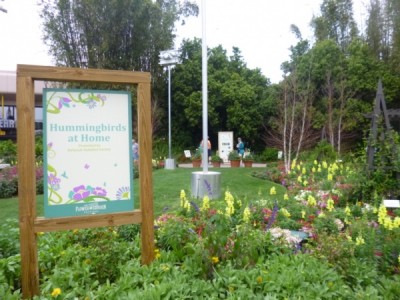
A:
48 173 61 190
92 186 107 196
203 179 213 197
58 97 72 109
266 201 279 230
71 185 90 201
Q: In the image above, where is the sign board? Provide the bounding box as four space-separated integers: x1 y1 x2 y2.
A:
184 150 191 158
218 131 234 162
383 199 400 208
43 89 134 218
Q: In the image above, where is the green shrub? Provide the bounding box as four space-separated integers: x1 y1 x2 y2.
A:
259 147 280 162
0 219 20 259
0 140 16 164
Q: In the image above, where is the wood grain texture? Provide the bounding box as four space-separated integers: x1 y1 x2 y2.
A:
17 74 40 298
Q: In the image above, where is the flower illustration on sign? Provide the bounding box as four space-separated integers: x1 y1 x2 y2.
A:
48 173 61 191
68 184 109 202
58 97 72 109
46 91 107 114
116 186 130 200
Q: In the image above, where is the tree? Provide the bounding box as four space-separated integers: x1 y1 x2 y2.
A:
171 39 271 150
311 0 358 52
39 0 197 71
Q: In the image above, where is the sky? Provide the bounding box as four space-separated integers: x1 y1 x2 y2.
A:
0 0 368 83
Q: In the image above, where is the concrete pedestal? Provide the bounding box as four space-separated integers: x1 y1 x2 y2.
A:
191 171 221 199
164 158 176 170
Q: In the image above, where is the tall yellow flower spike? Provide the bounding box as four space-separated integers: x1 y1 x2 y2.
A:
327 198 335 212
270 186 277 195
243 207 251 223
201 195 210 211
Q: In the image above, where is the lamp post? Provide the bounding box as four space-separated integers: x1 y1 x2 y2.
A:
159 49 180 169
190 0 221 199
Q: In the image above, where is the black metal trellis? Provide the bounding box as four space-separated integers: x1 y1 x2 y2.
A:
366 80 397 170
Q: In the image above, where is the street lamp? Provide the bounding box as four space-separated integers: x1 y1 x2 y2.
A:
159 49 180 169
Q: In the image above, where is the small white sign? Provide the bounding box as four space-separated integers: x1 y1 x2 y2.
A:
184 150 191 158
218 131 234 162
383 199 400 208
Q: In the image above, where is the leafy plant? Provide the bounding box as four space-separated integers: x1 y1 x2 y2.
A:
242 152 254 162
228 151 240 161
0 140 16 164
211 154 223 163
191 149 202 160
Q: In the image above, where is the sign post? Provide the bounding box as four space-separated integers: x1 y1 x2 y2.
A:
17 65 154 298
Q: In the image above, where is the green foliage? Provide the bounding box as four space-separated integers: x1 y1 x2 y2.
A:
228 151 240 161
259 147 279 162
242 152 254 161
210 154 223 163
300 140 337 162
173 39 271 149
0 219 20 259
0 140 16 164
0 167 18 199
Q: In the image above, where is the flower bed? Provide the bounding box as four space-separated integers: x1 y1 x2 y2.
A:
1 160 400 298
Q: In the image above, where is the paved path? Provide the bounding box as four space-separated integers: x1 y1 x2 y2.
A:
178 163 267 168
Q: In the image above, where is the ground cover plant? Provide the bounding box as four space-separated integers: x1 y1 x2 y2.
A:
1 160 400 299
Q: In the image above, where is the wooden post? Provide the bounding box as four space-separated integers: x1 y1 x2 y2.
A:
17 74 40 297
138 82 155 264
16 65 154 298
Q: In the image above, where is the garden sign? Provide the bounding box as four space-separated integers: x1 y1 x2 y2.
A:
43 89 134 218
17 65 154 299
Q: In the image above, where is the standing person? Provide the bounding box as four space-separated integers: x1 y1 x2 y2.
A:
207 137 212 162
132 139 139 164
200 138 212 163
236 137 245 157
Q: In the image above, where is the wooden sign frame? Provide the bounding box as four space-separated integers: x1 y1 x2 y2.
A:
16 65 154 298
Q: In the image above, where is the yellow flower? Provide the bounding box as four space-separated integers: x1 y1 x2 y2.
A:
345 206 351 216
301 210 306 219
314 160 318 165
243 207 251 223
180 189 186 207
393 217 400 228
302 180 308 187
51 288 62 297
327 198 335 212
291 159 297 170
297 176 302 183
270 186 276 195
201 195 210 211
154 248 161 259
256 276 263 284
327 173 333 181
355 235 365 246
283 193 289 200
312 167 316 173
281 208 291 218
211 256 219 264
302 167 306 174
307 195 316 207
322 161 328 169
378 204 387 225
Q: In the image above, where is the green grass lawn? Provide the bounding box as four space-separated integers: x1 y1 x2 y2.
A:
0 167 282 220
